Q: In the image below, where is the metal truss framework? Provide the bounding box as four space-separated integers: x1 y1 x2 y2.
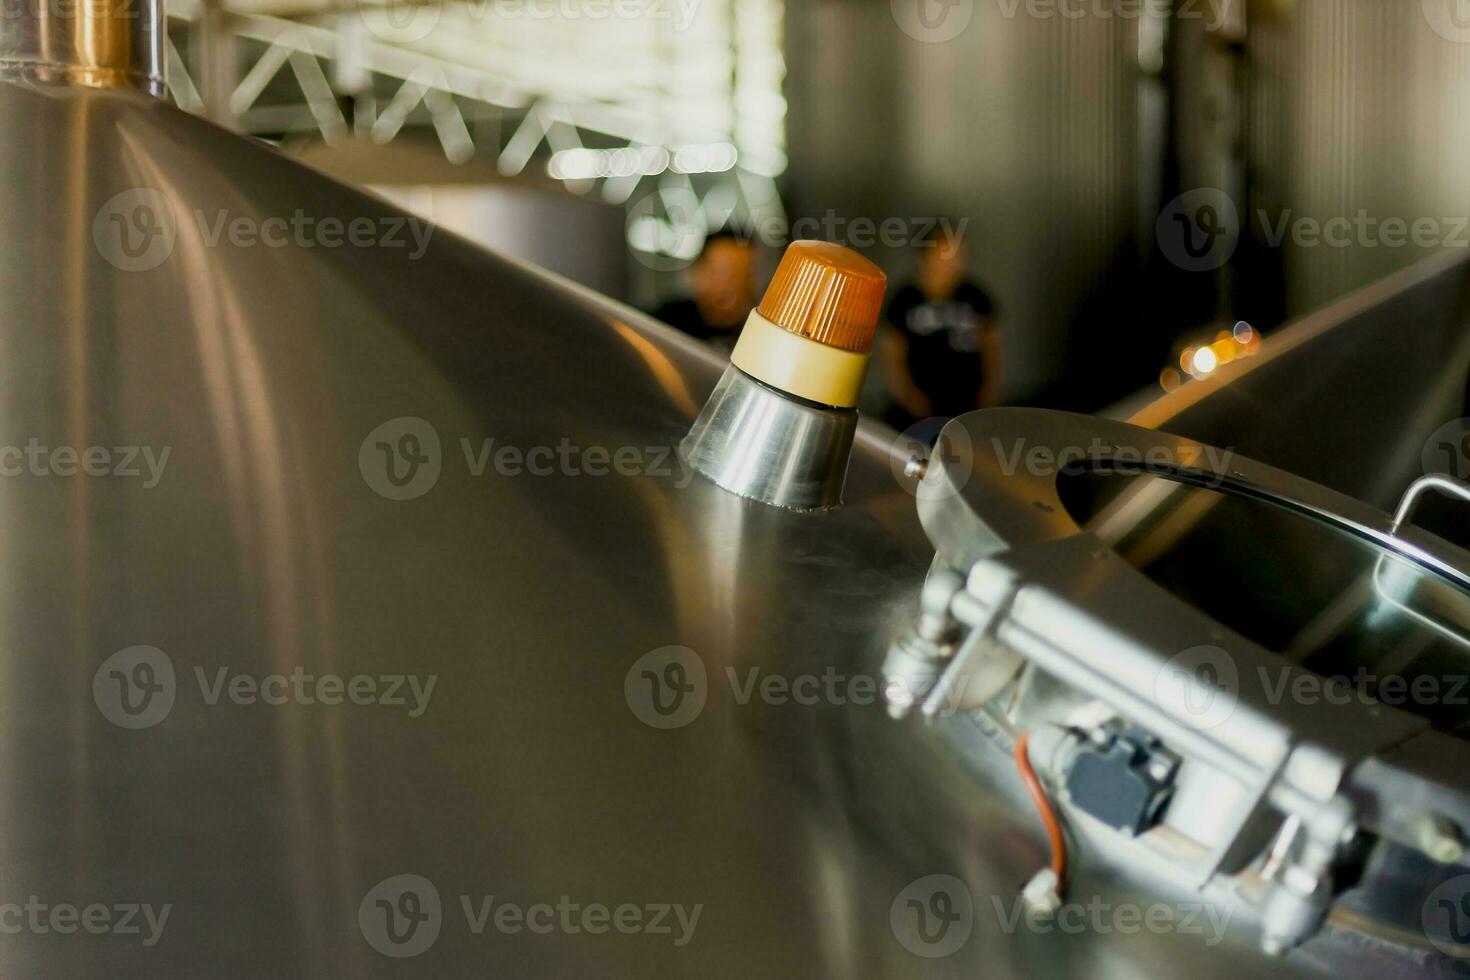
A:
164 0 788 264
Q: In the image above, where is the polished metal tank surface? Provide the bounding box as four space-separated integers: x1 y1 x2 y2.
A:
0 80 1354 978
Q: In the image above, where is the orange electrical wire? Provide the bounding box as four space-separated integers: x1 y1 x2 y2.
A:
1014 731 1067 893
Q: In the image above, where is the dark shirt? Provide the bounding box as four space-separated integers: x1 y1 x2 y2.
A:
887 282 996 418
651 299 743 354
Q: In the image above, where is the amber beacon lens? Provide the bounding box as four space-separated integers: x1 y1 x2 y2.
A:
756 241 888 354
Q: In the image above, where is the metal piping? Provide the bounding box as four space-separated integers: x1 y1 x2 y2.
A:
0 0 165 95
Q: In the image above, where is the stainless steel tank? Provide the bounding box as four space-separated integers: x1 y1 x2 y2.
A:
3 1 1470 976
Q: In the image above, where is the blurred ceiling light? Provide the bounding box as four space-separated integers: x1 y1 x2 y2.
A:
1171 323 1263 386
1191 346 1219 376
737 145 788 178
550 143 737 183
672 142 739 174
549 146 666 181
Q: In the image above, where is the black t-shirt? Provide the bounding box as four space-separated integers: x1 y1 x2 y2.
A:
651 298 742 354
886 282 996 418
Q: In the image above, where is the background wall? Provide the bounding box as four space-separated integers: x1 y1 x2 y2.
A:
786 0 1139 407
1249 0 1470 314
785 0 1470 411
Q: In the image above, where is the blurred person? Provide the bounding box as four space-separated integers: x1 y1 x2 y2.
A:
651 229 757 354
880 227 1001 429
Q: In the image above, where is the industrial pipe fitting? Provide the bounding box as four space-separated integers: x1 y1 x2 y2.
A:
0 0 164 96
